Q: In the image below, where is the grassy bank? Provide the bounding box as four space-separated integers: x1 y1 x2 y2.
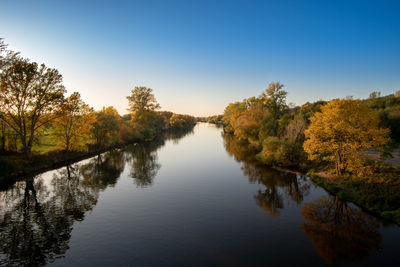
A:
0 125 196 188
0 141 133 188
308 171 400 225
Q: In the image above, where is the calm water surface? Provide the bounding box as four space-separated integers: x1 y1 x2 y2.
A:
1 123 399 266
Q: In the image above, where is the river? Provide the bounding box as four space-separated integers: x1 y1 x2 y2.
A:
0 123 399 266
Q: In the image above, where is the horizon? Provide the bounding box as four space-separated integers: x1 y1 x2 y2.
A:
1 0 399 116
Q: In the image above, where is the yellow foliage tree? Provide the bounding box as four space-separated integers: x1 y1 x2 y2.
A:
53 92 95 152
91 106 122 147
303 99 390 175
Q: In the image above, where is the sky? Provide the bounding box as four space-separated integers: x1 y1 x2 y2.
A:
1 0 399 116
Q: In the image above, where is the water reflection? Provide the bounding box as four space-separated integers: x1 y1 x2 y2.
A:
222 134 310 217
0 174 93 266
0 128 193 265
222 133 384 264
302 196 382 264
81 149 125 190
126 141 162 188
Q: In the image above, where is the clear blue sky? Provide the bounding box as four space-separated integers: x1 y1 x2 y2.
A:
1 0 399 116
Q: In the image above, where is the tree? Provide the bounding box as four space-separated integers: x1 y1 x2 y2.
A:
395 90 400 98
126 86 160 114
0 38 19 71
53 92 95 152
127 87 163 140
261 82 288 136
0 59 65 156
369 91 381 99
0 39 19 152
303 99 390 175
91 106 122 148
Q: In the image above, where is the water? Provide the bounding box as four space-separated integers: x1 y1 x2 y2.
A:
0 123 399 266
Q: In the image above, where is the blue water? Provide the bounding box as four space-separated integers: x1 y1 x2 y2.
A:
0 123 399 266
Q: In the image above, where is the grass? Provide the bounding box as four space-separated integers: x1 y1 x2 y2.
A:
308 170 400 225
32 128 59 154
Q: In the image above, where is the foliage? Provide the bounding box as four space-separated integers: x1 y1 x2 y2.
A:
91 106 122 148
0 58 65 156
127 86 160 114
169 114 195 129
53 92 96 152
303 99 390 175
130 111 164 140
261 82 288 136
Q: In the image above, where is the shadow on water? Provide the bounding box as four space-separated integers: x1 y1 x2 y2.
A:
0 127 193 266
222 133 310 216
222 133 383 264
302 196 381 264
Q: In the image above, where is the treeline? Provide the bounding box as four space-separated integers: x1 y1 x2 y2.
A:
196 115 223 125
0 40 195 160
223 82 400 177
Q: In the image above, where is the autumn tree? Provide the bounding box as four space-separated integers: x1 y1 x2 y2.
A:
0 59 65 156
91 106 122 148
127 86 160 114
127 86 163 140
303 99 390 175
53 92 95 152
261 82 288 136
0 39 20 152
0 38 19 71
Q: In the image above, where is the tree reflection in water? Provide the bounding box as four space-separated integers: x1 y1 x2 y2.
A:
126 127 194 187
222 133 310 217
302 196 381 264
81 149 126 190
0 149 126 266
126 141 162 188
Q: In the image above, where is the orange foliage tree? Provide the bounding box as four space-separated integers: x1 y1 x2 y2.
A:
303 99 390 175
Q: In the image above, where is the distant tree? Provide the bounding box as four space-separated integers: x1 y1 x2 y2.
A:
369 91 381 99
303 99 390 175
91 106 122 148
395 90 400 98
127 86 160 114
0 59 65 156
126 86 164 140
222 101 247 133
53 92 95 152
261 82 288 136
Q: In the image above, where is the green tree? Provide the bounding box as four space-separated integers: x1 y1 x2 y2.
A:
261 82 288 136
0 59 65 156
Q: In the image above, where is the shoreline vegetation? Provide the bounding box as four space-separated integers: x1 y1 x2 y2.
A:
0 39 195 186
1 39 399 224
220 82 400 224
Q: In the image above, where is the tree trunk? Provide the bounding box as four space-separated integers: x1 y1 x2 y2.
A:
0 122 5 152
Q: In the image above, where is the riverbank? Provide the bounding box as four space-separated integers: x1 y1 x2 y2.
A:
0 125 196 188
223 132 400 225
307 171 400 225
0 141 135 188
